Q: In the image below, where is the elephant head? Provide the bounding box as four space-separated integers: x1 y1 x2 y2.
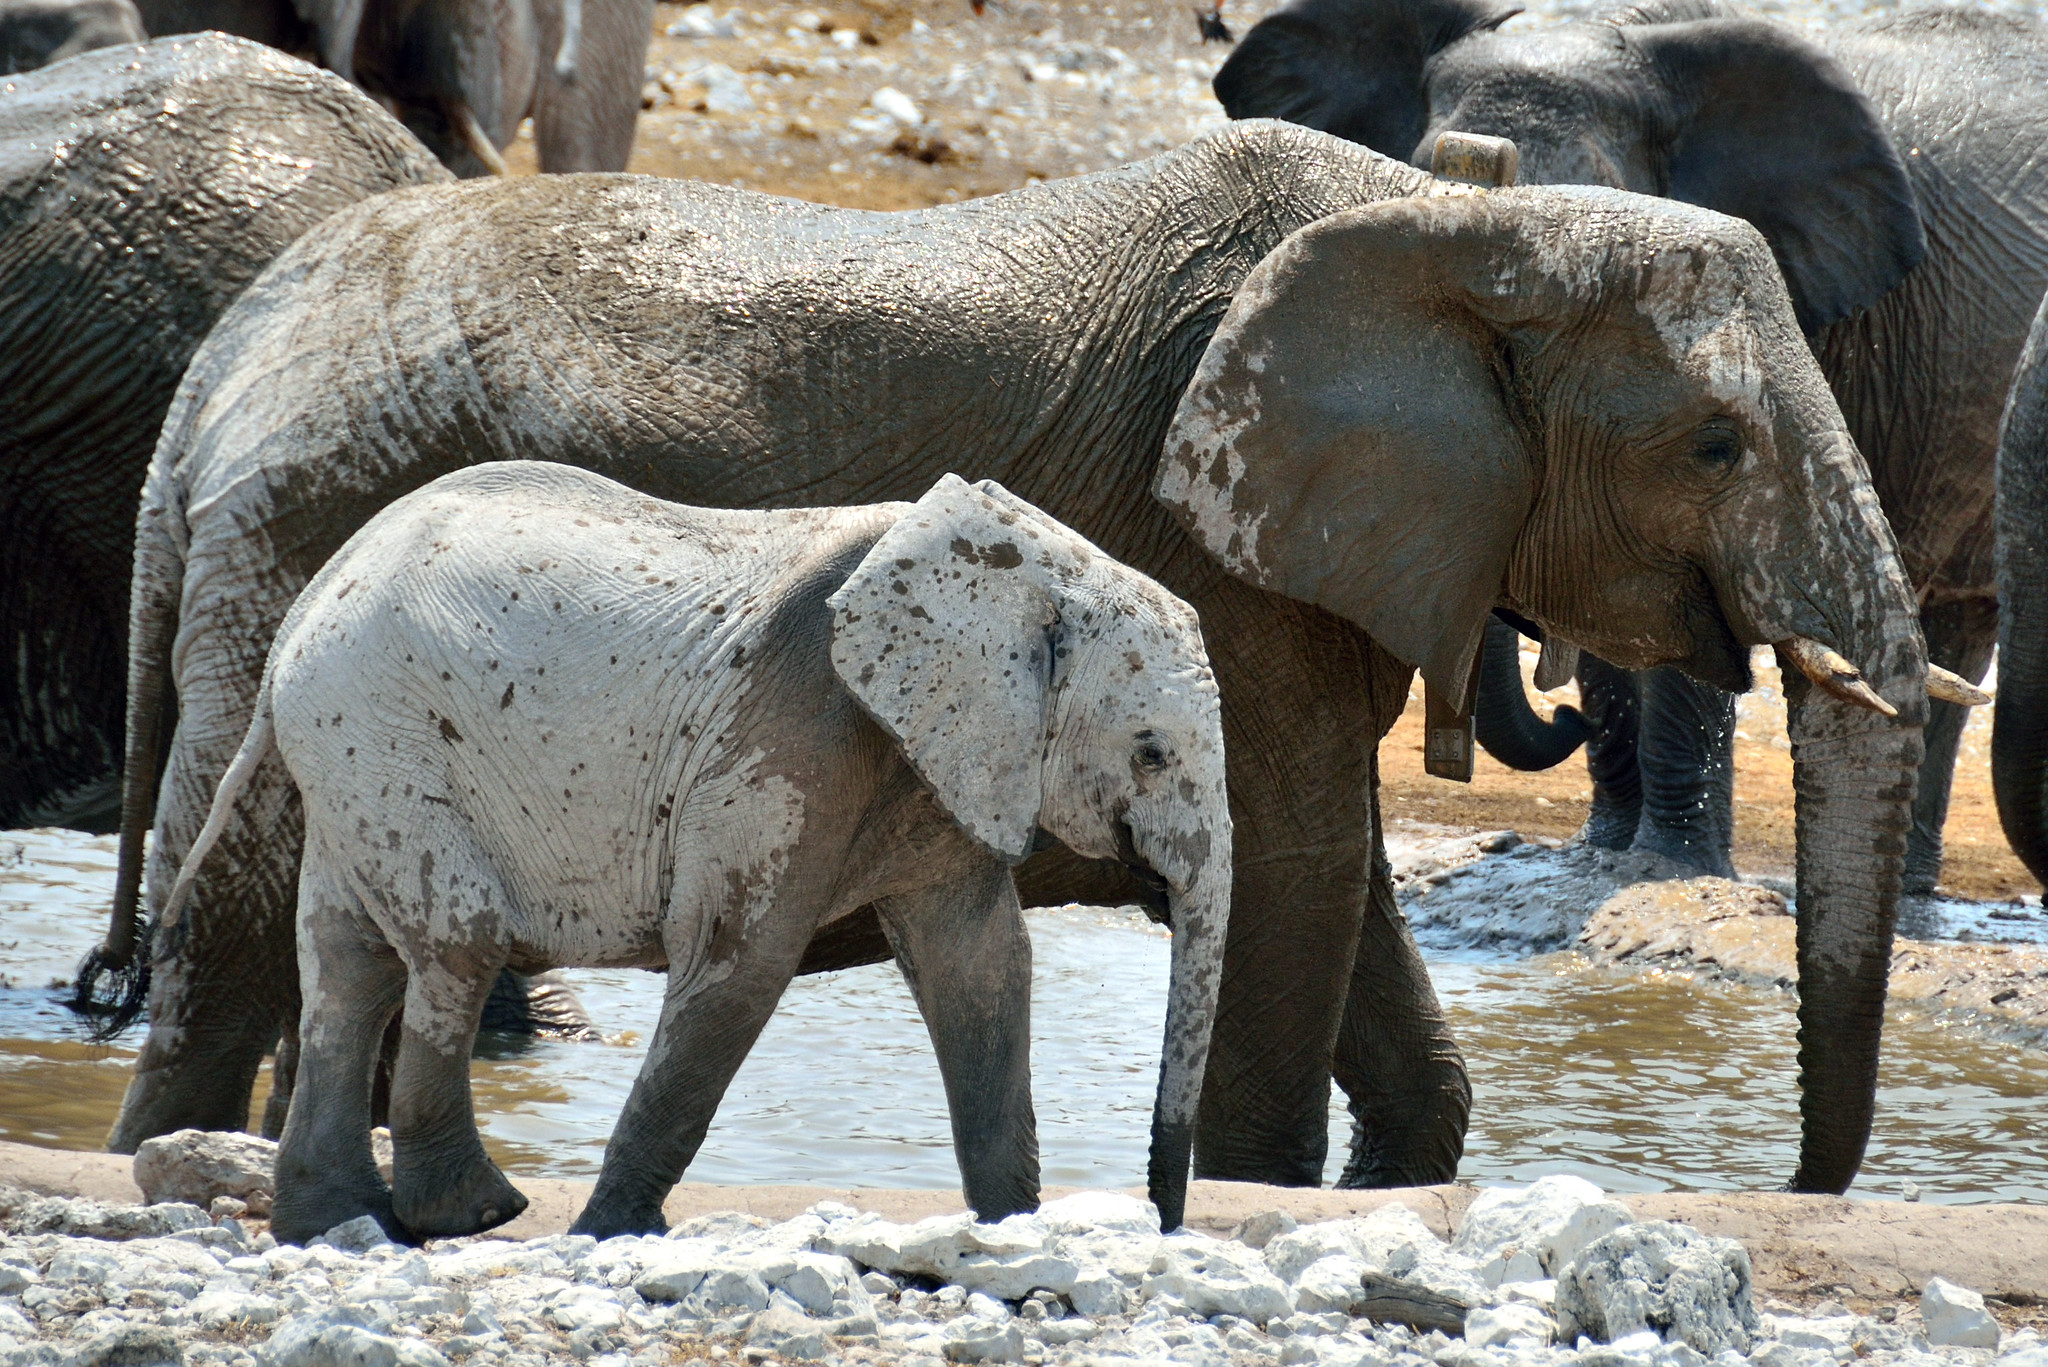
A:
1156 186 1927 1192
830 474 1231 1231
1213 0 1924 333
296 0 545 174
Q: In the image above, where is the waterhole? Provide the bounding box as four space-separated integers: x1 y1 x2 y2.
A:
3 828 2044 1201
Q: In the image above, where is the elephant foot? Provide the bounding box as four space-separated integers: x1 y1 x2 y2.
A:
1629 820 1735 879
392 1154 527 1239
271 1175 400 1248
568 1195 669 1240
1576 802 1639 851
1902 828 1944 897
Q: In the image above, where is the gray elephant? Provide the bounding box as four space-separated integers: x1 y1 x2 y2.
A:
132 0 652 175
0 34 450 840
1996 292 2048 891
162 466 1231 1242
100 122 1934 1195
1216 0 2044 887
0 0 143 70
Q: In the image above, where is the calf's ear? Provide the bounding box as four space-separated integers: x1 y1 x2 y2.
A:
830 474 1085 864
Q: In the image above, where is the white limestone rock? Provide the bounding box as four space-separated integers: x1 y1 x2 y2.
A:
310 1217 393 1255
1035 1192 1160 1237
0 1190 209 1241
1554 1220 1760 1355
942 1314 1026 1363
133 1130 281 1218
819 1211 1078 1299
1292 1256 1372 1316
1142 1234 1294 1325
748 1291 830 1360
1922 1277 2001 1349
1453 1176 1633 1278
1463 1302 1557 1348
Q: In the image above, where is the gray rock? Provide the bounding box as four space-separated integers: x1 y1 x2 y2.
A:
0 1190 209 1241
1461 1303 1555 1348
747 1293 830 1360
1921 1278 2000 1349
1142 1235 1294 1325
1555 1221 1759 1355
63 1325 184 1367
132 1131 279 1218
941 1316 1025 1363
1232 1211 1301 1251
309 1218 393 1255
1453 1176 1632 1279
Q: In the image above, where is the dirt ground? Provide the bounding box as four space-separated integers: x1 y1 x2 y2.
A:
511 0 2034 903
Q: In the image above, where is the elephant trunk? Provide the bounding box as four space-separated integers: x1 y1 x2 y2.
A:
1782 687 1921 1191
1144 846 1230 1233
1994 302 2048 891
1472 617 1589 771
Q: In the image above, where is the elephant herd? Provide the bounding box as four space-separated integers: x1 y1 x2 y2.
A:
0 0 2041 1242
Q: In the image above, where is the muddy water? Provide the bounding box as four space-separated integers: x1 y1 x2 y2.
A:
4 829 2045 1203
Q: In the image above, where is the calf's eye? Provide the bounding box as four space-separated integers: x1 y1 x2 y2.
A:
1133 732 1171 771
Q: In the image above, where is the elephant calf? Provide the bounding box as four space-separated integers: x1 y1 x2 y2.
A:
165 464 1232 1245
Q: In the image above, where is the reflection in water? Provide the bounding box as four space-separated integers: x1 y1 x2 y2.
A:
3 829 2044 1201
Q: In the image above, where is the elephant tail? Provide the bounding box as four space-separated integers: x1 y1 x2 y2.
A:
72 459 189 1037
158 687 277 943
1473 616 1590 771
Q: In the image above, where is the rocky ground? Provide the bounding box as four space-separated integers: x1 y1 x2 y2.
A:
4 1164 2048 1367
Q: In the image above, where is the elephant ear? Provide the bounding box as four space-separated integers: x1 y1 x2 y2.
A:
1629 18 1924 332
292 0 368 77
830 474 1086 865
1213 0 1520 157
1157 194 1560 703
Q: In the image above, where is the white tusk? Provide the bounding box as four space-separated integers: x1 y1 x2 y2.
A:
449 101 510 176
1928 664 1992 706
1777 636 1898 718
1534 635 1580 692
1431 130 1520 188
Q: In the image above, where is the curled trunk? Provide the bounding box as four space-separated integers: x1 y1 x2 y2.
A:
1472 618 1590 771
1995 296 2048 891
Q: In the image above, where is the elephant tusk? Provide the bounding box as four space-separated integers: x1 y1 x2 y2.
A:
1928 663 1992 706
1533 635 1579 692
449 101 510 176
1431 130 1520 189
1777 636 1898 718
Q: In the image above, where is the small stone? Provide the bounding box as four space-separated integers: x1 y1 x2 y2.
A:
941 1316 1025 1363
311 1215 394 1254
1921 1277 2000 1348
747 1294 829 1361
869 86 921 126
1453 1176 1632 1278
1143 1236 1293 1325
861 1271 898 1296
1463 1303 1555 1348
64 1324 185 1367
1231 1211 1300 1251
212 1196 250 1220
692 62 754 114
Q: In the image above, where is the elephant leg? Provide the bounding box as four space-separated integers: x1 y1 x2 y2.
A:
109 710 304 1152
1904 597 1999 894
531 0 654 171
270 857 405 1246
1630 666 1738 877
1333 794 1470 1188
388 978 525 1238
261 1016 298 1141
877 864 1039 1222
1191 581 1416 1187
571 902 814 1239
1574 654 1643 850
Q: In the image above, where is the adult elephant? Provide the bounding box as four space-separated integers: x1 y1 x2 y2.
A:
132 0 653 175
1216 0 2047 887
1996 293 2048 891
98 122 1934 1195
0 0 144 71
0 33 450 835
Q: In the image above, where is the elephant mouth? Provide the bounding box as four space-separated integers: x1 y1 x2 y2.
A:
1115 819 1174 925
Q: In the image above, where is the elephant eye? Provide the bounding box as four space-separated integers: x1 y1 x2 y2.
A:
1691 419 1743 470
1133 732 1171 772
